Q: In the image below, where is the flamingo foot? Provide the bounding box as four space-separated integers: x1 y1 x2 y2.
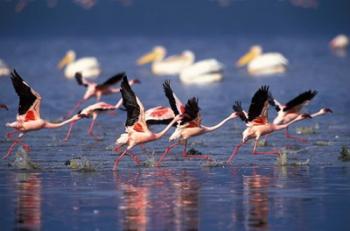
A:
3 140 20 159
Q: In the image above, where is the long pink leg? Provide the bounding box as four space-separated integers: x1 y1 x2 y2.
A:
65 99 84 119
226 142 244 164
127 150 141 166
156 143 178 167
87 118 97 136
182 141 211 160
285 127 307 143
252 139 281 156
6 130 18 140
64 121 77 142
113 149 128 171
3 139 20 159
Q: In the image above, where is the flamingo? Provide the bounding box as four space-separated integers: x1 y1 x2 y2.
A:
113 76 182 170
57 50 101 79
268 90 332 142
64 99 123 141
137 46 195 75
0 104 8 110
4 70 84 159
226 86 312 164
66 72 140 118
156 80 238 166
236 45 288 76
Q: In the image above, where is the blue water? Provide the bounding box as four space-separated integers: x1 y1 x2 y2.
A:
0 36 350 230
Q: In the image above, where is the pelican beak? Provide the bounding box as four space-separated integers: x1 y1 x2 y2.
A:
58 54 70 69
137 50 158 65
236 50 257 67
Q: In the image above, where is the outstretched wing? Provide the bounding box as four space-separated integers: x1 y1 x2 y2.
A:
120 76 147 132
10 69 42 120
233 101 248 123
163 80 184 116
247 85 269 124
268 92 283 112
96 72 126 90
75 72 89 87
284 90 317 112
181 97 201 126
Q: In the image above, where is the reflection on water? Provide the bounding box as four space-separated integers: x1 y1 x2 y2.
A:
115 170 200 231
14 173 42 231
243 173 270 230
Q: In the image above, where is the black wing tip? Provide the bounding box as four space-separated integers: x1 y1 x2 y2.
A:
10 69 21 80
232 101 243 112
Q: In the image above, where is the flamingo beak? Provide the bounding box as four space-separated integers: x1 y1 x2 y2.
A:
302 114 312 119
133 79 141 84
325 108 333 113
137 51 158 65
236 50 256 67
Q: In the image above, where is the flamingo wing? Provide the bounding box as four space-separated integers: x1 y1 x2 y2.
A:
75 72 90 87
10 70 42 121
145 106 175 125
268 92 283 112
121 76 148 132
233 101 248 123
163 80 184 115
283 90 317 113
182 97 201 126
247 85 270 124
96 72 126 90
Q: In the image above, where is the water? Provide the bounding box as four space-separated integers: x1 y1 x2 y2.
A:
0 36 350 230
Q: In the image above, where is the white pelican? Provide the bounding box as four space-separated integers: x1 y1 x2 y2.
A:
0 59 10 77
58 50 101 79
236 45 288 76
137 46 195 76
330 34 349 50
179 59 224 85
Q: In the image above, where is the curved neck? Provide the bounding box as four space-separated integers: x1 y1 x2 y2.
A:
202 114 235 132
44 115 80 129
154 118 178 139
273 116 305 130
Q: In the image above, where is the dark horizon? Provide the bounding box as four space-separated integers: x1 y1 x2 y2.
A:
0 0 349 37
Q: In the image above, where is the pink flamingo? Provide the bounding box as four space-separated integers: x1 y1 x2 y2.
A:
64 99 123 141
226 86 312 164
66 72 140 117
4 70 83 159
113 76 182 170
0 104 8 110
269 90 332 142
156 80 238 166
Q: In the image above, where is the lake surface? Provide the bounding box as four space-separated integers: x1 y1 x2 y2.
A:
0 36 350 230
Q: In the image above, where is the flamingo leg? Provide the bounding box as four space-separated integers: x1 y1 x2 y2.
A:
127 150 141 166
113 149 128 171
64 121 77 142
114 145 122 153
226 142 244 164
252 139 280 156
3 138 21 159
6 130 18 140
285 127 307 143
87 118 97 136
156 143 179 167
65 99 84 119
182 141 211 160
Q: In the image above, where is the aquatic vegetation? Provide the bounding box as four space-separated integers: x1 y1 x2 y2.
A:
9 147 40 170
296 123 320 135
202 160 225 167
187 148 203 155
276 149 310 166
338 146 350 161
314 140 332 146
65 156 96 171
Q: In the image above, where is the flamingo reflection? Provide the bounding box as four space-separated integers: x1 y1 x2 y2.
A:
14 173 42 231
243 173 270 230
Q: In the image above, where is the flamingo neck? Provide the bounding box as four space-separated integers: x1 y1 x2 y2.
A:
202 114 236 132
154 117 179 139
273 116 306 131
311 109 327 118
44 115 81 129
114 98 123 108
